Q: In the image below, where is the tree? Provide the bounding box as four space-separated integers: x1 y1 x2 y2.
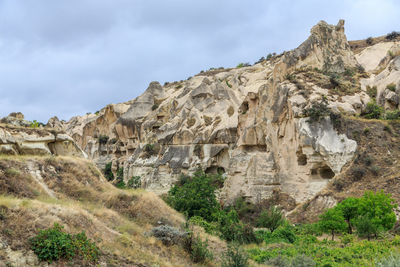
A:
257 206 285 232
319 207 347 240
167 171 220 221
336 197 360 234
354 215 377 241
356 190 396 236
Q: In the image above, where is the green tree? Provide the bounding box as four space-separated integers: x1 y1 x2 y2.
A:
336 197 360 234
257 206 285 232
167 171 220 221
103 162 114 181
357 190 396 236
319 207 347 240
354 215 377 241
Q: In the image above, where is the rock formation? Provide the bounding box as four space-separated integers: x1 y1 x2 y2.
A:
0 114 86 157
59 20 400 210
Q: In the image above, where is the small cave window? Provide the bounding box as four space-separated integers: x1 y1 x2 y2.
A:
239 101 249 115
297 150 307 166
319 165 335 179
311 165 335 179
205 166 226 175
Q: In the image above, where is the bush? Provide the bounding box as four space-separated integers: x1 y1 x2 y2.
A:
386 83 397 92
291 254 316 267
257 206 285 232
237 62 250 68
151 225 187 246
303 102 330 122
352 167 366 181
363 101 384 119
151 104 159 111
189 235 213 263
366 37 373 45
216 210 258 244
267 256 289 267
189 216 218 234
221 244 249 267
103 162 114 181
366 85 377 98
30 223 99 263
127 176 141 189
386 31 400 40
272 224 297 244
98 135 109 145
115 167 125 189
385 110 400 120
166 170 220 221
318 207 347 240
30 120 40 128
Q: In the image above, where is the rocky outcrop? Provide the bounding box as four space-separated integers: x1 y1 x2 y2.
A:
0 119 86 157
282 20 358 73
60 20 370 208
61 20 400 212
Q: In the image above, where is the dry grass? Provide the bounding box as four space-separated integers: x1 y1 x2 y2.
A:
0 155 211 266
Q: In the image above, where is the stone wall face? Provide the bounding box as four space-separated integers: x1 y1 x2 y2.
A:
61 20 400 209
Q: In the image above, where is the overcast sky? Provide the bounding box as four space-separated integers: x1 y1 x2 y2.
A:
0 0 399 122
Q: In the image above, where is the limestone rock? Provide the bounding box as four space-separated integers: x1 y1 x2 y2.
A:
0 124 86 157
60 20 395 208
283 20 358 73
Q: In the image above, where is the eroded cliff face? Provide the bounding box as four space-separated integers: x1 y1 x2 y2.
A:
61 20 400 210
0 114 86 158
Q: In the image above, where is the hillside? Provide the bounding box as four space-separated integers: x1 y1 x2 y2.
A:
58 20 400 216
0 123 229 266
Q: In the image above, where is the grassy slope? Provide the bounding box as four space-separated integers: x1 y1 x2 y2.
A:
0 155 216 266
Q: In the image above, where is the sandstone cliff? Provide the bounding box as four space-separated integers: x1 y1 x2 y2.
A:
60 20 400 214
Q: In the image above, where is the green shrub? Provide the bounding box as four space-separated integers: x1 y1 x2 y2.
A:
318 207 347 240
257 206 285 232
386 83 397 92
272 224 297 244
167 170 220 221
266 255 289 267
216 210 258 244
103 162 114 181
221 243 249 267
188 216 218 235
366 37 373 45
303 102 330 122
98 135 109 145
290 254 316 267
385 110 400 120
352 167 366 181
30 120 40 128
339 233 354 245
363 101 383 119
30 223 99 263
237 62 250 68
189 235 213 263
115 167 125 189
231 196 255 220
151 104 159 111
127 176 141 189
366 85 377 98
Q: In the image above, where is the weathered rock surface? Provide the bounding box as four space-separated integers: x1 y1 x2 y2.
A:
61 20 399 210
0 117 86 157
